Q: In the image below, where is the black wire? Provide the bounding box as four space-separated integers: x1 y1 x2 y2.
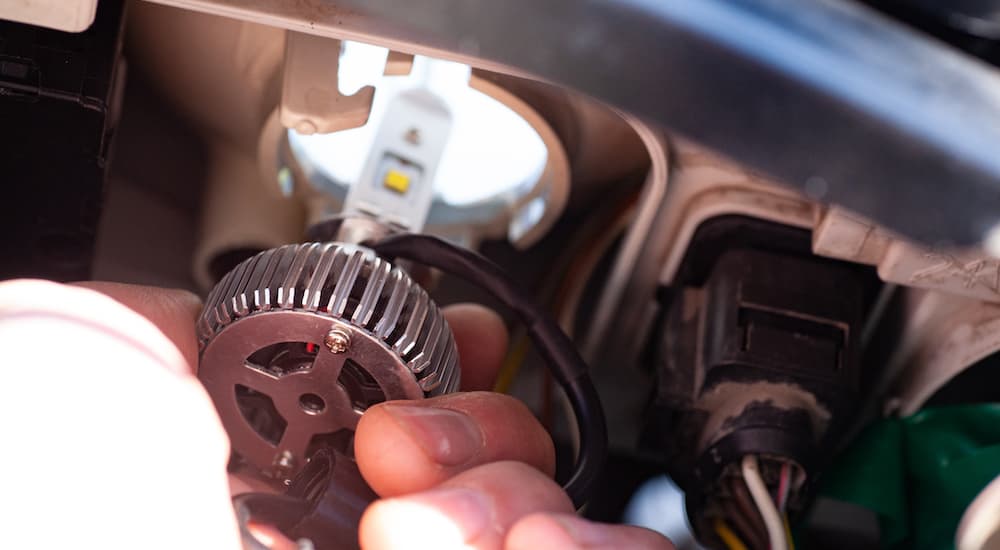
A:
370 233 608 508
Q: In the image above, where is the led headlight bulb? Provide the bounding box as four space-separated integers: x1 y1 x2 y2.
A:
197 242 459 480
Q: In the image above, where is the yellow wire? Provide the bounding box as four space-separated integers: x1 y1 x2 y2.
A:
784 514 796 550
713 519 749 550
492 191 639 395
493 332 529 393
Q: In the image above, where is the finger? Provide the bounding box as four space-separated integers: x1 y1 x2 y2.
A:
506 514 675 550
3 280 194 376
73 281 203 372
360 461 574 550
356 392 555 497
0 280 240 549
69 282 272 500
443 304 509 391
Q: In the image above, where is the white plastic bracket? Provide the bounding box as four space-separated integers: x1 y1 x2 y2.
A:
813 208 1000 303
0 0 98 32
279 32 375 135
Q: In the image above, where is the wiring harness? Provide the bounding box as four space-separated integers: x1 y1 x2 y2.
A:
710 456 801 550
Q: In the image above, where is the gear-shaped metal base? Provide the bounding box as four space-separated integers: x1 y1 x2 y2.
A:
197 242 460 479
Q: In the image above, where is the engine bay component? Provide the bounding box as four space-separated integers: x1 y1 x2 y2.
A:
283 45 570 249
280 33 376 136
338 84 452 233
813 208 1000 304
878 290 1000 417
0 0 125 281
192 140 306 291
823 403 1000 550
12 0 1000 547
644 217 877 547
0 0 98 32
197 241 460 481
159 0 1000 246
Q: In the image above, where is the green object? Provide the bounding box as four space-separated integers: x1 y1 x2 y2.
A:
821 404 1000 550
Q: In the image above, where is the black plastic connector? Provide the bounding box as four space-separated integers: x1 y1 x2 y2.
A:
641 216 878 539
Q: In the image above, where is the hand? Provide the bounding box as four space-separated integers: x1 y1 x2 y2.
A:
0 280 673 550
354 305 672 549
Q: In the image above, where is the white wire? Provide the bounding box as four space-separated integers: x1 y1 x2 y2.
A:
557 204 635 338
581 115 668 362
741 455 788 550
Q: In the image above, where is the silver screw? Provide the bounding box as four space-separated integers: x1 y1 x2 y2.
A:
324 328 351 353
404 127 421 145
274 450 295 477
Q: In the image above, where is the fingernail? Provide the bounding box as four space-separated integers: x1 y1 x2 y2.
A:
390 488 493 543
383 404 484 466
553 515 613 546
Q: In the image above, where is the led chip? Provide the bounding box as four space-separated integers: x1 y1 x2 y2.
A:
383 169 411 194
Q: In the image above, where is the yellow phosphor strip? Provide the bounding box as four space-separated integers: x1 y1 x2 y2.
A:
714 519 749 550
493 333 529 394
383 169 411 194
